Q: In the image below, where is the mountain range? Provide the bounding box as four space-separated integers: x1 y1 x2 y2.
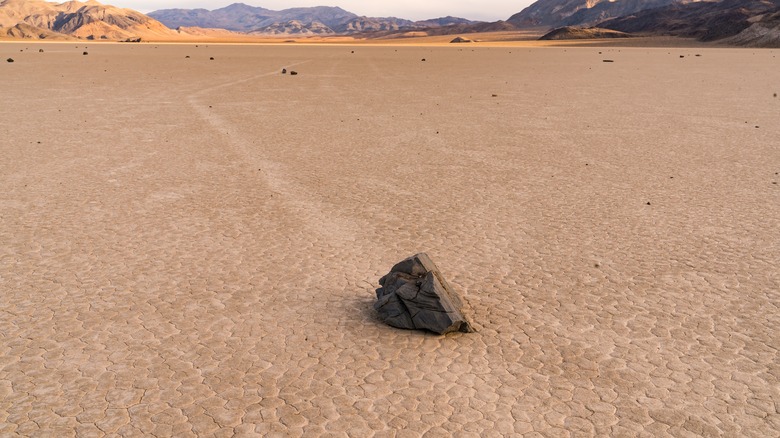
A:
1 0 778 46
148 3 477 35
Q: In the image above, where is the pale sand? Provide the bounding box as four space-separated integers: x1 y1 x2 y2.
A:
1 42 778 437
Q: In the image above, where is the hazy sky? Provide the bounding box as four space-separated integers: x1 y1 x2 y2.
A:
118 1 530 22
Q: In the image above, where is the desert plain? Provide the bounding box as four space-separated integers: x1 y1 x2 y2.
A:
1 40 779 437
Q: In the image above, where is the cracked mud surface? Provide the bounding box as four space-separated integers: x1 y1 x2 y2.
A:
1 43 778 436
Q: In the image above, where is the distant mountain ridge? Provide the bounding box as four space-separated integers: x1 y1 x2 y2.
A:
148 3 478 35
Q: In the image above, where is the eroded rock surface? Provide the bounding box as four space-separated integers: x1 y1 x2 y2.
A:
375 253 475 334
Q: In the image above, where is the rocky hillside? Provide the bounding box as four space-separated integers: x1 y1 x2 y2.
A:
508 0 695 27
539 26 633 39
248 20 334 35
598 0 780 41
724 8 780 46
0 0 175 40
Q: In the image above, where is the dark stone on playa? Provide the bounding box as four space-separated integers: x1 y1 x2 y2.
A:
375 253 475 335
290 71 298 75
83 51 88 55
6 58 13 63
39 49 44 53
209 57 214 60
603 59 614 62
282 68 287 74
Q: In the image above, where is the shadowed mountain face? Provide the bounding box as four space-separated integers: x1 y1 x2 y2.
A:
598 0 780 41
507 0 695 27
724 8 780 46
0 0 175 40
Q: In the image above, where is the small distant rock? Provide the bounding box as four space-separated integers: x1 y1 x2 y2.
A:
680 55 685 58
39 49 44 53
450 36 473 43
6 58 15 63
290 71 298 75
375 253 475 335
83 51 88 55
209 57 214 60
122 37 142 43
282 68 287 74
421 58 426 61
603 59 614 62
185 55 190 58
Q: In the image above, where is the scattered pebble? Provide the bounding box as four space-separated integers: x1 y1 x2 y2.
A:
492 94 497 97
646 202 651 205
185 55 190 58
39 49 44 53
774 93 777 98
695 54 701 57
282 68 287 74
290 71 298 75
209 57 214 60
83 51 89 55
680 55 685 58
421 58 426 61
603 59 614 63
6 58 13 63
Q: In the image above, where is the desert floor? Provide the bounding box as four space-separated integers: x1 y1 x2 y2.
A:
1 42 778 437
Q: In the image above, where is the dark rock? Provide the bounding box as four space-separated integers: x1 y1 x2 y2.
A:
290 71 298 75
375 253 475 334
6 58 13 63
83 51 88 55
282 68 287 74
603 59 614 62
39 49 44 53
209 57 214 60
421 58 426 61
451 36 473 43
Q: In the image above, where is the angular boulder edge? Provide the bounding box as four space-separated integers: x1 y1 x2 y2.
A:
374 253 475 334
